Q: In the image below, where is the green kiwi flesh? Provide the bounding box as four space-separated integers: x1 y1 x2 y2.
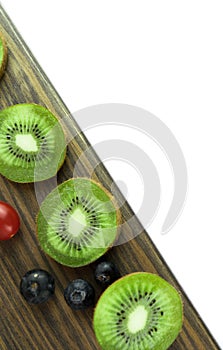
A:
0 32 7 79
0 104 66 182
93 272 183 350
37 178 119 267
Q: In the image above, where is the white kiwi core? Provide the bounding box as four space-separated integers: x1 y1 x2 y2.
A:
16 134 38 152
68 208 87 237
127 305 148 334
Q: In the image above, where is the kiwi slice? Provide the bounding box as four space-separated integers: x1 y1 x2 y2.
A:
93 272 183 350
0 32 7 79
37 178 120 267
0 104 66 182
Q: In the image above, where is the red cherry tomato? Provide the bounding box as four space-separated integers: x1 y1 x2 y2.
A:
0 201 20 240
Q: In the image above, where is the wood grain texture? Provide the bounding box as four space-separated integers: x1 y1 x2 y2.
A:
0 5 220 350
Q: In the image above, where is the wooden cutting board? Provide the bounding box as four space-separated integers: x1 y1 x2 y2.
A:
0 5 220 350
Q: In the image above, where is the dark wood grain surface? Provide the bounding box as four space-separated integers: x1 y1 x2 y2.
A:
0 5 220 350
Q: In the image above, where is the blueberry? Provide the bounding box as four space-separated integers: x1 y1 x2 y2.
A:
94 261 121 287
64 279 95 310
20 269 55 304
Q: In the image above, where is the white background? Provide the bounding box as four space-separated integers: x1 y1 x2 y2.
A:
1 1 223 347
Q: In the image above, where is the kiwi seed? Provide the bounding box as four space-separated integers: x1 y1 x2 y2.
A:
93 272 183 350
37 178 120 267
0 32 7 79
0 103 66 183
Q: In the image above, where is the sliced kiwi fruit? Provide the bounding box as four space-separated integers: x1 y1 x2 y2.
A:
0 104 66 182
0 32 7 79
37 178 120 267
93 272 183 350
